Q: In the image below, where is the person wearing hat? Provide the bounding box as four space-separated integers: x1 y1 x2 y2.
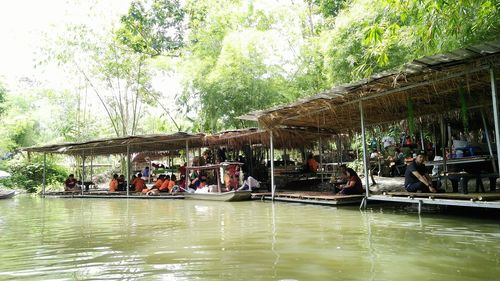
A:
404 151 440 193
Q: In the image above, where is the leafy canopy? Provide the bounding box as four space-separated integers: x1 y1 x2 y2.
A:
116 0 185 57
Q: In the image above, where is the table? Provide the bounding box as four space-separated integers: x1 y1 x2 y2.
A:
425 156 491 167
425 156 497 193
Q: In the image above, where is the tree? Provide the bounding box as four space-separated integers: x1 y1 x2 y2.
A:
42 23 162 137
0 82 6 117
116 0 185 57
177 0 310 132
317 0 500 83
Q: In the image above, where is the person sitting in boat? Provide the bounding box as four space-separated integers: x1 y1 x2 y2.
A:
177 174 186 191
132 173 146 192
224 164 240 191
190 172 205 189
307 153 319 173
336 168 364 195
64 174 80 192
109 174 119 192
194 176 209 193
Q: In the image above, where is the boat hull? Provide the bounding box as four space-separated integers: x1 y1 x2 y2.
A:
0 190 15 199
184 190 251 202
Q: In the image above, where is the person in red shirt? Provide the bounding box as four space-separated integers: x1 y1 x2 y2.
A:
337 168 364 195
178 162 187 178
307 153 319 173
64 174 79 191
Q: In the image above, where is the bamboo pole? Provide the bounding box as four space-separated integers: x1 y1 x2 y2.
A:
481 112 497 173
126 145 130 197
42 153 46 197
489 65 500 176
359 101 370 197
81 151 85 195
270 130 275 200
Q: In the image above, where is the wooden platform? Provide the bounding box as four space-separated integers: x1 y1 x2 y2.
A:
384 191 500 201
252 192 364 206
368 192 500 211
42 191 184 199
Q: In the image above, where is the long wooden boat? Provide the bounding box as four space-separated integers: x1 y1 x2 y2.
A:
183 190 252 202
0 189 15 199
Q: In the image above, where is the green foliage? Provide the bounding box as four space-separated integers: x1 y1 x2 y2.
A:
320 0 499 83
116 0 185 57
0 155 68 193
0 82 6 117
178 0 310 131
311 0 348 18
43 21 164 137
0 92 40 154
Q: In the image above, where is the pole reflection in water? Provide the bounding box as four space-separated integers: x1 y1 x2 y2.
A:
271 201 280 279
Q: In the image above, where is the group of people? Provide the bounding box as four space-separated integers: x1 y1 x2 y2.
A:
108 174 135 192
334 150 442 195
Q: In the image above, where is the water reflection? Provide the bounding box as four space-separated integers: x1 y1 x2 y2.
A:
0 196 498 280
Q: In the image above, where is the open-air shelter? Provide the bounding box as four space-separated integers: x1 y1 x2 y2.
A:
24 132 205 196
240 39 500 209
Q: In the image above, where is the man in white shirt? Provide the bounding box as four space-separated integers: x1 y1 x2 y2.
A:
382 136 395 150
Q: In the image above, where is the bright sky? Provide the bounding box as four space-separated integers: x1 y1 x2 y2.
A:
0 0 131 88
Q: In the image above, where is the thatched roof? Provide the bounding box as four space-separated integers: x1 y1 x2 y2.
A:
240 40 500 132
131 151 180 163
23 132 205 156
24 127 337 157
204 127 335 149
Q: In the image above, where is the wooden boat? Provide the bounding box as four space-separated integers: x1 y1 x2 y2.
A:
183 190 252 201
0 189 15 199
183 162 252 201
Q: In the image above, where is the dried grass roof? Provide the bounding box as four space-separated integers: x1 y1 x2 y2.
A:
240 40 500 132
24 132 205 156
24 128 336 157
204 127 335 149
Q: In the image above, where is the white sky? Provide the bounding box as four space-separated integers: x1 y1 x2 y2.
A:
0 0 132 88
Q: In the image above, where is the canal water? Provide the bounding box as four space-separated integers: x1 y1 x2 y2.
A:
0 196 498 280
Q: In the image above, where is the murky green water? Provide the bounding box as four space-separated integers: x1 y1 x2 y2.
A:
0 196 498 280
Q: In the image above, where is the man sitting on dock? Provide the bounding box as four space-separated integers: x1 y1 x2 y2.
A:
132 173 146 192
64 174 80 192
404 151 441 193
307 153 319 173
109 174 119 192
